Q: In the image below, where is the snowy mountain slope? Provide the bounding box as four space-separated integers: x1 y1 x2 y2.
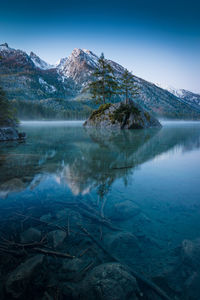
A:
156 84 200 112
0 43 34 71
179 90 200 109
56 48 99 83
0 43 200 119
0 43 75 100
30 52 54 70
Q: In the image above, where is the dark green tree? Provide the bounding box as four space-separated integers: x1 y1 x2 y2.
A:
88 53 119 104
119 69 139 104
0 87 17 126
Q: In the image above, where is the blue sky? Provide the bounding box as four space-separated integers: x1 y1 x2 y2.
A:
0 0 200 92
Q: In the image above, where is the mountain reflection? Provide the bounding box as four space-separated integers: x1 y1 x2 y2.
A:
56 128 160 196
0 123 200 197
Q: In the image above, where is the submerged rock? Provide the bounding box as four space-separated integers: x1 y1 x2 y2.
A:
6 255 44 298
48 230 66 248
105 232 141 263
84 101 161 129
20 228 41 243
61 258 85 281
79 262 140 300
163 238 200 298
181 238 200 269
108 200 141 221
40 213 52 223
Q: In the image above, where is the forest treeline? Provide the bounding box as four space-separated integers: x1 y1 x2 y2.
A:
11 99 94 120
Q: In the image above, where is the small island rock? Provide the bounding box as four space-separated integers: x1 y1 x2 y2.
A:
0 119 26 142
84 100 161 129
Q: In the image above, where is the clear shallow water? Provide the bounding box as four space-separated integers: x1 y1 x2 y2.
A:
0 121 200 299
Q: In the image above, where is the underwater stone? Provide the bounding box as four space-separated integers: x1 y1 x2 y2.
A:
79 262 140 300
40 213 52 223
163 238 200 298
181 238 200 270
6 255 44 298
110 200 141 221
61 258 85 281
48 230 66 248
105 232 141 264
20 227 41 243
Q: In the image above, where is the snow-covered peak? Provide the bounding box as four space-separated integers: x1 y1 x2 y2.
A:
56 48 100 83
0 43 15 52
82 49 94 55
0 43 34 67
30 52 54 70
155 83 185 98
69 48 99 67
155 83 200 109
71 48 84 57
70 48 96 57
56 57 68 71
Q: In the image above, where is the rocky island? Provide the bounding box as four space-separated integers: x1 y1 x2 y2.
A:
0 119 26 142
84 100 162 129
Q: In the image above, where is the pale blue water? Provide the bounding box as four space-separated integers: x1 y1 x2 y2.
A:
0 121 200 299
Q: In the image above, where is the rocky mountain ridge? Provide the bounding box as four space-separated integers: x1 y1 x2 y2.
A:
30 52 54 70
0 43 200 119
156 83 200 112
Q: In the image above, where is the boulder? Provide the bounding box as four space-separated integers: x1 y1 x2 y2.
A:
0 127 19 141
79 262 140 300
0 118 26 141
163 238 200 298
61 258 85 281
20 227 41 243
6 255 44 298
105 232 141 263
40 213 52 223
84 101 161 129
181 238 200 269
108 200 140 221
0 127 26 141
48 230 66 248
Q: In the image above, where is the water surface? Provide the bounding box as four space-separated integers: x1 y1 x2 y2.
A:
0 121 200 299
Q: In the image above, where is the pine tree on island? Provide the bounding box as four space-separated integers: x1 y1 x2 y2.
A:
88 53 118 104
119 69 139 105
84 54 161 129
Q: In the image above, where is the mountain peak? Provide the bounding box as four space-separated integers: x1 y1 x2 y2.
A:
0 43 13 52
29 51 54 70
30 51 37 58
71 48 84 57
56 48 99 83
0 43 9 48
70 48 98 59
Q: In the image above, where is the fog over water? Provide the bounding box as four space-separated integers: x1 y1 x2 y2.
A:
20 120 84 126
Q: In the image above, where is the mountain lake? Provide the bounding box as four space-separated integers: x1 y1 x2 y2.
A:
0 120 200 299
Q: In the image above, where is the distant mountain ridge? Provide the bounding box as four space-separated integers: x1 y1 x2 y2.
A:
0 42 200 119
156 83 200 112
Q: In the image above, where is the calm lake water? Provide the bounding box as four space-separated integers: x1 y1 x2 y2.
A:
0 121 200 299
